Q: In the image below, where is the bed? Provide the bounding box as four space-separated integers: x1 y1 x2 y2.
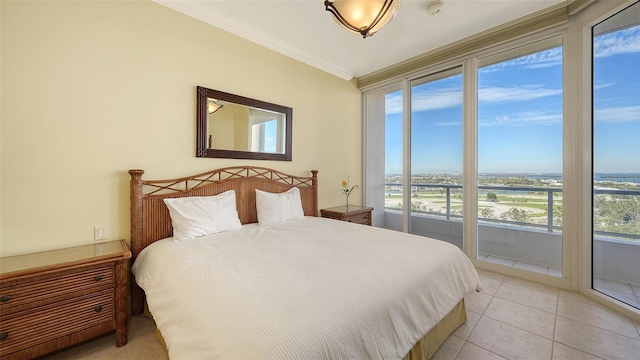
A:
129 166 480 360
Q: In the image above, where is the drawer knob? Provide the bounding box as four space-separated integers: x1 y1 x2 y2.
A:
0 295 10 302
0 332 8 341
94 275 102 281
95 305 103 313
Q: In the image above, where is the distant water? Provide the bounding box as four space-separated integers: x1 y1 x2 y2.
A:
482 173 640 184
389 173 640 184
594 173 640 184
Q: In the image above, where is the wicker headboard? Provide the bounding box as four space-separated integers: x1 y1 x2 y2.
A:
128 166 318 315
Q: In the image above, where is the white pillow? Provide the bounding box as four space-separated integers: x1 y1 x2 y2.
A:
255 187 305 225
163 190 242 241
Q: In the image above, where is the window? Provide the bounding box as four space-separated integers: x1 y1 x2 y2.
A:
477 36 564 275
592 1 640 309
409 69 464 249
365 36 567 276
249 109 285 153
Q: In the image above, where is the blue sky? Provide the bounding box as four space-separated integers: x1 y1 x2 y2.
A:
385 24 640 175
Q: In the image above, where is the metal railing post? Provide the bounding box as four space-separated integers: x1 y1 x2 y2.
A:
446 187 451 220
548 190 554 232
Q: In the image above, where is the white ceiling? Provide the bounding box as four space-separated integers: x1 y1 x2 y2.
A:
154 0 565 80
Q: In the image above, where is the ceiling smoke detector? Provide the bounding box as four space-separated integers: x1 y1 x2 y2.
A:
427 1 443 16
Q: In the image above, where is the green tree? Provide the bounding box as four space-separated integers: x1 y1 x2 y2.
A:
480 207 496 219
500 207 531 223
486 192 498 202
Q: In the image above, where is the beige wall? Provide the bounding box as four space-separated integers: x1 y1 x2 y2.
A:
0 1 362 256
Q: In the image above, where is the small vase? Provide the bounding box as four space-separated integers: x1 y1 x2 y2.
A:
345 194 349 211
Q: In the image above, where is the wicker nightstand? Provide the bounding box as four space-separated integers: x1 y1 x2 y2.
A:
0 240 131 359
320 205 373 226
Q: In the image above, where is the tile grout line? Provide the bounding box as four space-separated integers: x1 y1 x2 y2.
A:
632 283 640 339
482 310 556 342
553 340 609 360
481 294 557 340
492 293 557 316
460 277 511 360
502 277 560 296
554 297 640 341
481 274 557 359
628 282 640 310
551 290 560 360
555 312 640 342
449 335 465 360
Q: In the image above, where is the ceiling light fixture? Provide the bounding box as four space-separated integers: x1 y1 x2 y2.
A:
325 0 400 38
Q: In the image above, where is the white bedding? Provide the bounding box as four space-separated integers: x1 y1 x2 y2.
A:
132 217 480 360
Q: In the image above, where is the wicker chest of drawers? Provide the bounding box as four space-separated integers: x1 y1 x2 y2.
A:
0 240 131 359
321 205 374 226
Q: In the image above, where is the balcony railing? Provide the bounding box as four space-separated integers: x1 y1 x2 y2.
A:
384 183 640 241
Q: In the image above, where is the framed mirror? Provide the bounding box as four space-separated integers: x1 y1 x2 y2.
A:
196 86 292 161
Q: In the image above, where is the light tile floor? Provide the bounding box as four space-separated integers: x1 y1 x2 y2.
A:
435 269 640 360
40 269 640 360
41 316 167 360
480 252 640 308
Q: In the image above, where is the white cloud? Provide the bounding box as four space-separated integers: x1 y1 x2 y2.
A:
385 92 402 115
484 47 563 72
385 88 464 115
594 106 640 123
479 111 562 127
412 88 463 112
479 85 562 103
594 82 616 90
435 120 463 127
594 26 640 58
386 84 561 115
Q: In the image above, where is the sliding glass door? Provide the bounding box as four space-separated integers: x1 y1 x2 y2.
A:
384 89 405 231
592 1 640 309
409 68 464 249
476 37 564 275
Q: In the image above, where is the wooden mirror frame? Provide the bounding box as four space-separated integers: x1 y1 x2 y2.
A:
196 86 293 161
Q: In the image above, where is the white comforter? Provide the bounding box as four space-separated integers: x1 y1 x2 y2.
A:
132 217 480 360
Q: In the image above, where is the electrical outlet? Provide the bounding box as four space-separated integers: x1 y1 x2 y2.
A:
94 226 106 241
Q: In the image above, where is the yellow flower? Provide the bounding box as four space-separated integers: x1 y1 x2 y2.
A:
341 180 358 197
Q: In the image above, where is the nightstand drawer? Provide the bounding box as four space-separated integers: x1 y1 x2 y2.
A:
0 289 114 356
0 266 114 315
343 212 371 225
320 206 373 226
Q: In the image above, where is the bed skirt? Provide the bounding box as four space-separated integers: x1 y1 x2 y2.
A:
146 299 466 360
403 299 467 360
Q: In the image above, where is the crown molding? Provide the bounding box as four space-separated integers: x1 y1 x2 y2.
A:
153 1 354 81
357 2 569 88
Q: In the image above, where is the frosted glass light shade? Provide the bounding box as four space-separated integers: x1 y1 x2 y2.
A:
325 0 400 38
207 99 223 114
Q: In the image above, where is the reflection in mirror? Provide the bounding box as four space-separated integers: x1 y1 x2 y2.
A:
197 86 292 161
207 101 286 154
